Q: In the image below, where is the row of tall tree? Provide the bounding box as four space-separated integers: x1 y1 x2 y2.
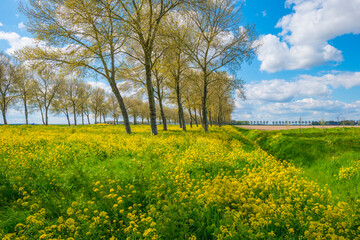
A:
13 0 257 134
0 53 234 127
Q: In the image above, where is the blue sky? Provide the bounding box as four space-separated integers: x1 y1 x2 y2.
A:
0 0 359 124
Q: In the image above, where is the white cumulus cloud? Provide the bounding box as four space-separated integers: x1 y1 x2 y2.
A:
299 71 360 89
244 71 360 102
233 98 360 121
258 0 360 72
0 31 39 55
18 22 26 30
233 71 360 121
87 81 112 94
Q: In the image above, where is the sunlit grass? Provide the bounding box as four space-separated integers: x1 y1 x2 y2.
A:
236 126 360 203
1 125 360 239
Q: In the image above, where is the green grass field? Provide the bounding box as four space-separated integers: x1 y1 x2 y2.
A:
1 125 360 239
236 126 360 203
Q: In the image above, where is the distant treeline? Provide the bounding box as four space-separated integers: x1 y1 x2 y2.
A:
229 120 359 125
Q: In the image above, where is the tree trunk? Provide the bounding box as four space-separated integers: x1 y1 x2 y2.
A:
209 110 213 127
40 107 45 125
178 111 182 129
176 83 186 131
158 97 167 131
1 108 7 125
99 113 102 123
188 107 193 128
108 79 131 134
24 101 29 125
45 107 49 126
145 55 158 135
202 75 209 132
82 110 84 125
194 108 199 127
218 104 222 127
87 113 90 125
103 113 106 123
73 105 77 126
66 112 71 126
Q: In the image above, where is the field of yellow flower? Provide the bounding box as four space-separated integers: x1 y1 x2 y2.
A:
237 126 360 204
1 125 360 239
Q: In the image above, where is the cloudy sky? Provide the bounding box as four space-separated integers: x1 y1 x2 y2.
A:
0 0 359 124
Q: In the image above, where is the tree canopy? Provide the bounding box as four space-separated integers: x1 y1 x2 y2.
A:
5 0 258 131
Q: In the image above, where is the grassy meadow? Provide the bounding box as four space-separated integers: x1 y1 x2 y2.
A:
1 125 360 239
236 127 360 204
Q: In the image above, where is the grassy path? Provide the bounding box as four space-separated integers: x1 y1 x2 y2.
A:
234 126 360 203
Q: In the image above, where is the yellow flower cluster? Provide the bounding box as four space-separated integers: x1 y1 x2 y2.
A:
338 160 360 180
0 125 359 239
